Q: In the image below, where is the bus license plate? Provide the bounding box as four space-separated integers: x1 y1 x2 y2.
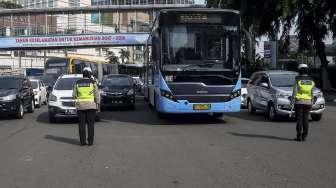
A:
193 104 211 110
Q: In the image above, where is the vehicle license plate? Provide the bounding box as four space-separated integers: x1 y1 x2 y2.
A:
65 109 76 114
193 104 211 110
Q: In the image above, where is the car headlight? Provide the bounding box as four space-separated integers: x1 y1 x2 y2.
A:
49 94 57 102
100 91 107 96
127 89 134 95
1 94 17 101
315 92 323 98
277 92 290 99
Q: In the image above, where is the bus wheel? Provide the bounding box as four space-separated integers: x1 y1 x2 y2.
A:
212 113 223 119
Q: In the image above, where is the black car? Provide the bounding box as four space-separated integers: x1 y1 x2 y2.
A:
0 75 35 119
100 74 135 110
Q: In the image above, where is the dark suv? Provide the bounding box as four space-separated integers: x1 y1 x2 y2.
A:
0 75 35 119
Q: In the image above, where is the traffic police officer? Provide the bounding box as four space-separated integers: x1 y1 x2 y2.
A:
73 67 100 146
292 64 315 142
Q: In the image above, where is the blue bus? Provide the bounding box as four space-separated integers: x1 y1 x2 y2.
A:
143 8 242 118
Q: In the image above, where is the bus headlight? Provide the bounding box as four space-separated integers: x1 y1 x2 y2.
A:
230 90 241 99
160 89 177 102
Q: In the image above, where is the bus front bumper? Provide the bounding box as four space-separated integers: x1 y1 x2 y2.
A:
157 97 241 114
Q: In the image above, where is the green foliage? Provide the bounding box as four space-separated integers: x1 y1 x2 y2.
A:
106 51 119 64
241 53 267 78
0 1 22 9
208 0 336 90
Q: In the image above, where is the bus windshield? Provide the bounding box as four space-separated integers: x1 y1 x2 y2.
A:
162 25 239 72
45 58 69 75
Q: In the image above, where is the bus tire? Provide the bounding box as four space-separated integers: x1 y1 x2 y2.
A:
212 113 223 119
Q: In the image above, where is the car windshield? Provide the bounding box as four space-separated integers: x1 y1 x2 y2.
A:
102 76 131 87
270 74 297 87
54 77 81 90
0 78 21 89
31 81 38 89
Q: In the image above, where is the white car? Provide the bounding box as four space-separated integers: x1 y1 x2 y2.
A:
241 78 249 108
30 79 47 108
48 74 82 123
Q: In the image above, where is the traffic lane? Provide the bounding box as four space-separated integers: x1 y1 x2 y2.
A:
0 103 335 187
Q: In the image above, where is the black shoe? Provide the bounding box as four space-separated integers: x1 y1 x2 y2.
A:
302 137 306 142
88 142 93 146
80 142 87 146
294 137 302 142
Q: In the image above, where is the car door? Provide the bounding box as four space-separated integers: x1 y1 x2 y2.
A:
247 73 261 108
257 75 272 111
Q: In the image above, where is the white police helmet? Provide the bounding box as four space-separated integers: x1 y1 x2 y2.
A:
298 64 308 69
83 67 92 73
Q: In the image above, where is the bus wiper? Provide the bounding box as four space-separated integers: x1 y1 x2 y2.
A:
181 62 215 71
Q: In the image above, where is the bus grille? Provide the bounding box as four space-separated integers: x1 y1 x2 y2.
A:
175 95 231 103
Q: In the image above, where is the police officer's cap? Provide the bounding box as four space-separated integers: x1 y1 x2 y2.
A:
83 67 92 73
298 64 308 69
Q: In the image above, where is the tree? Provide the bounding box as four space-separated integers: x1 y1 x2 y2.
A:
119 49 130 64
207 0 336 91
294 0 336 91
106 51 119 64
0 1 23 9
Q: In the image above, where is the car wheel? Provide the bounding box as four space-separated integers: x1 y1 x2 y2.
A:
16 102 24 119
49 113 57 123
129 104 135 110
311 114 322 121
268 104 278 121
43 97 47 105
36 97 41 108
247 99 256 114
28 99 35 113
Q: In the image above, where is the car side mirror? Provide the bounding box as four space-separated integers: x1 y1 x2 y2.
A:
260 82 269 88
97 82 102 89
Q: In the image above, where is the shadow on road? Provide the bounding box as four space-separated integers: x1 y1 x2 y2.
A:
44 134 80 145
37 112 77 124
227 131 293 141
227 110 295 123
98 101 226 126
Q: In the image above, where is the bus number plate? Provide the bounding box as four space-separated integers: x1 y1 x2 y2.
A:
193 104 211 110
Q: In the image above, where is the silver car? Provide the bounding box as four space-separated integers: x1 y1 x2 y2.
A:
246 70 325 121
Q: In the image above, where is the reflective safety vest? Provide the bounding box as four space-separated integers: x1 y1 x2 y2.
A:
76 82 95 102
295 80 315 101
